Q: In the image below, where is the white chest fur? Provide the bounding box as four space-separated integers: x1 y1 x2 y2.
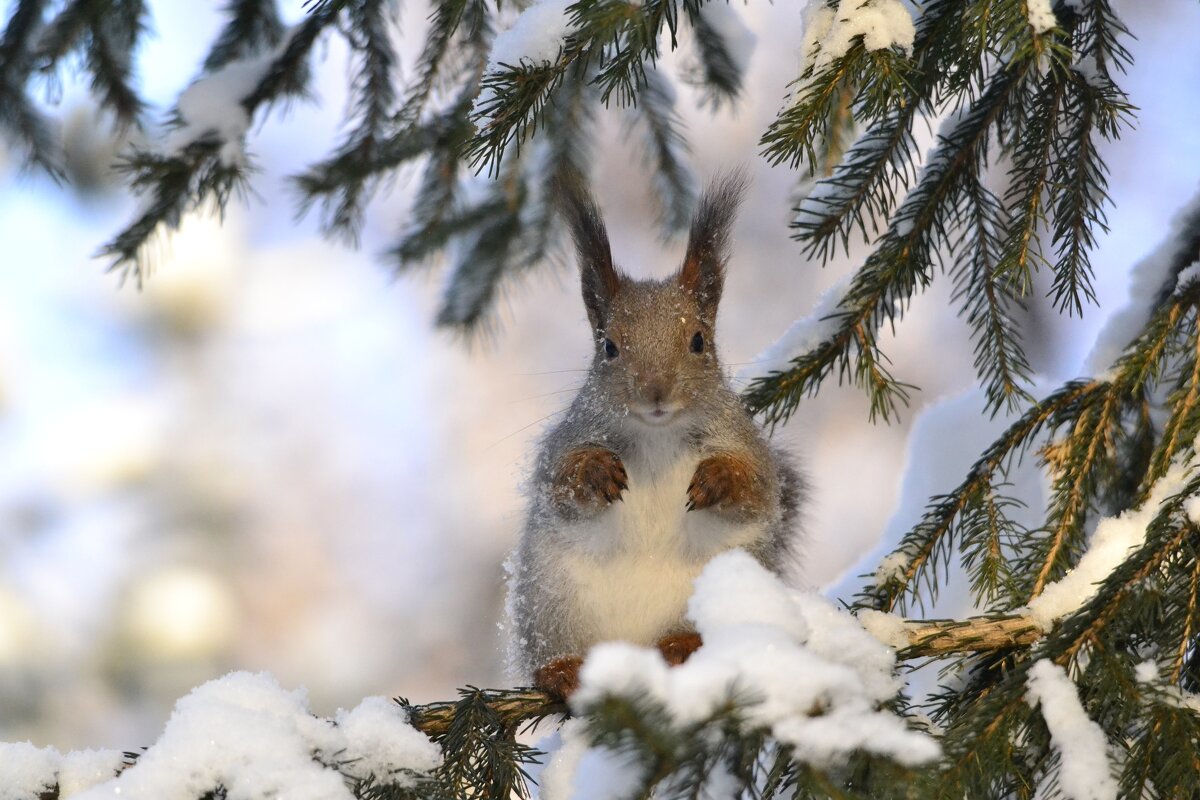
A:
558 430 765 647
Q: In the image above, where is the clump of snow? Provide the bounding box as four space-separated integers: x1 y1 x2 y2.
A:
487 0 575 70
473 0 576 123
333 695 443 782
873 548 912 584
58 750 129 797
1186 493 1200 525
1085 192 1200 375
738 276 851 381
1133 660 1159 684
166 30 297 166
568 550 939 771
1025 442 1198 630
1174 259 1200 294
1025 660 1117 800
1026 0 1058 34
1071 53 1104 88
801 0 916 72
539 718 646 800
70 671 439 800
0 743 123 799
0 742 63 799
857 609 911 649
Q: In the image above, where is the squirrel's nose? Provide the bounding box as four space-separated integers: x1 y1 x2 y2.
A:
644 380 670 406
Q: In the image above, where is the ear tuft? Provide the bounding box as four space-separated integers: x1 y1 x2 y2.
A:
555 172 620 330
679 169 748 316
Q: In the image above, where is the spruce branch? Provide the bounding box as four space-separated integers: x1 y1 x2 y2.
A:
100 0 348 286
33 0 149 129
467 0 708 175
291 0 401 241
769 0 1026 258
855 379 1105 615
747 58 1038 426
956 174 1035 415
631 66 697 234
203 0 286 71
1022 388 1122 601
760 41 912 176
0 0 59 172
680 1 746 109
1045 67 1129 316
408 687 550 800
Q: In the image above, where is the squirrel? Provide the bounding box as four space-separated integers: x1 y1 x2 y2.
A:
507 172 803 699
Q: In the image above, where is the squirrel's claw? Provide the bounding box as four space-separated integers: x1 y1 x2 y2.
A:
687 453 761 515
554 446 628 509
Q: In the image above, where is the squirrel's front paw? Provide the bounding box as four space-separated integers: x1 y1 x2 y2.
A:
554 447 628 510
687 453 761 514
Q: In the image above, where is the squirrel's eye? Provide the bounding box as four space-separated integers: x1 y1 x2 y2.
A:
690 331 705 354
603 338 619 359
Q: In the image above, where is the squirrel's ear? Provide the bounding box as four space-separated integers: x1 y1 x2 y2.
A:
556 173 619 330
679 170 748 318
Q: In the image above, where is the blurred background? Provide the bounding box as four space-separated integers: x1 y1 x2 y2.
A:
0 0 1197 750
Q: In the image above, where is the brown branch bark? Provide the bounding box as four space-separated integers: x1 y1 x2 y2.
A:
892 614 1043 656
408 687 565 738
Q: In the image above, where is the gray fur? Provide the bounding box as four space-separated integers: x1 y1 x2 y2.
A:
508 179 804 679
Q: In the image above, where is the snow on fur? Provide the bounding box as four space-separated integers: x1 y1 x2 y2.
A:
64 671 440 800
801 0 915 71
1024 438 1198 630
0 743 123 799
556 550 938 778
1025 660 1117 800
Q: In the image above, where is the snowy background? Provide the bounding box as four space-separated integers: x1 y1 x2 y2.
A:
1 0 1198 751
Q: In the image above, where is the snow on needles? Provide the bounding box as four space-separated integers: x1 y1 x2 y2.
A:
165 31 299 166
58 671 441 800
801 0 916 72
1024 437 1199 630
487 0 575 70
556 550 939 785
1025 0 1058 34
473 0 575 123
1025 660 1117 800
0 743 124 800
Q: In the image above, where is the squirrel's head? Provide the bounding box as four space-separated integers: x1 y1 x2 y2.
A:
558 172 747 427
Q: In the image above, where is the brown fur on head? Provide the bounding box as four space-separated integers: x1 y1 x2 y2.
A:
556 172 748 427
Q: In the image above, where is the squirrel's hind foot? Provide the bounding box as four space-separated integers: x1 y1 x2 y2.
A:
534 655 584 700
657 632 703 665
533 634 704 700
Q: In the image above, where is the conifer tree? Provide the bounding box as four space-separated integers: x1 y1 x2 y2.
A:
5 1 1200 798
